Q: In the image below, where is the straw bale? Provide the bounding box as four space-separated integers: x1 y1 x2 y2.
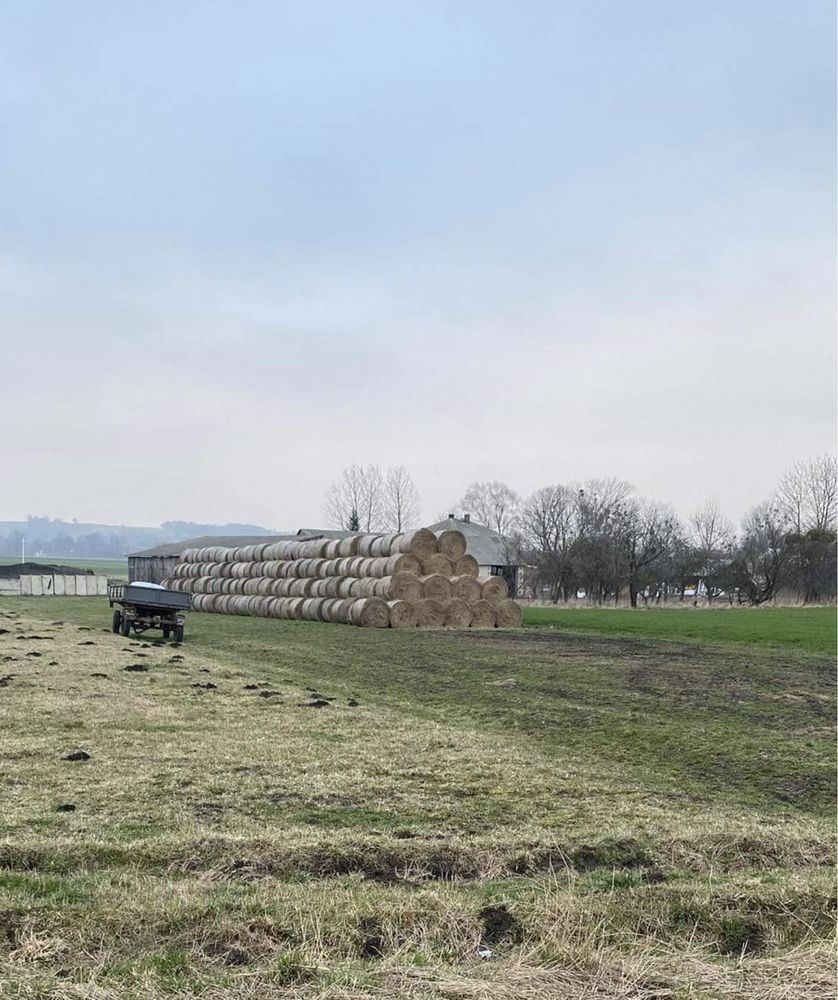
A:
435 529 466 560
495 599 523 628
387 600 418 629
349 597 390 628
420 574 451 602
481 576 509 605
443 599 472 628
469 600 496 628
416 599 445 627
450 575 481 603
421 554 454 576
383 573 422 601
453 554 479 578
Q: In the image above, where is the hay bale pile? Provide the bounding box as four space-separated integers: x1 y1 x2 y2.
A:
162 528 522 629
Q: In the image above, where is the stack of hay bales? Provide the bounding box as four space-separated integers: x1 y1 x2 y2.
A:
162 527 522 630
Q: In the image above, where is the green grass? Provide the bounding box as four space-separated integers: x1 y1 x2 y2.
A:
0 556 128 578
523 605 837 656
0 597 833 998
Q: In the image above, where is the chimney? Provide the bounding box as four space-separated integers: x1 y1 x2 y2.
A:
463 513 470 523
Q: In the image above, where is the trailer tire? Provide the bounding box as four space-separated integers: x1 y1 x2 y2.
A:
112 611 122 634
174 625 184 642
121 615 131 637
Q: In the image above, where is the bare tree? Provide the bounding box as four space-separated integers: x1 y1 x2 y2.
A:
382 466 421 531
690 499 735 602
459 481 520 535
776 455 837 533
715 501 790 605
520 484 577 602
324 465 385 532
614 499 681 608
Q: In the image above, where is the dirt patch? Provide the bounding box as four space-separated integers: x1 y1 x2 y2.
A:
478 903 523 945
123 664 147 673
56 803 76 813
356 915 384 957
62 750 90 762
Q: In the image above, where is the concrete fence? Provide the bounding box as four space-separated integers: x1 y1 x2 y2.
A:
0 575 109 598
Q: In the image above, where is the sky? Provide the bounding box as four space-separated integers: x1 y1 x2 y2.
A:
1 0 835 531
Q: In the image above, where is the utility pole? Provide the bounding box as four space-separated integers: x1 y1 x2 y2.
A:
21 536 25 564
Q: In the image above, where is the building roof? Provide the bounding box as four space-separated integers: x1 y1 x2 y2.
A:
128 534 302 558
296 528 355 539
427 516 517 566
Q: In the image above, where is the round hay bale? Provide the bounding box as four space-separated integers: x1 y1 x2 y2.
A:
421 554 454 577
494 599 523 628
336 536 359 557
387 600 418 629
416 599 445 628
286 597 305 620
481 576 509 606
348 557 366 577
354 578 378 598
349 597 390 628
385 573 422 602
420 574 451 601
469 600 496 629
330 598 354 623
370 534 395 557
357 534 384 557
392 528 438 560
289 578 313 597
450 575 481 603
443 599 472 629
454 554 479 578
436 529 466 560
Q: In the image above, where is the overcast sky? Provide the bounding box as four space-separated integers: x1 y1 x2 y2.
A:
1 1 834 530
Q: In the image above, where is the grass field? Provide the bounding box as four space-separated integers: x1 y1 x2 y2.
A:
0 557 128 579
0 599 834 998
523 605 837 656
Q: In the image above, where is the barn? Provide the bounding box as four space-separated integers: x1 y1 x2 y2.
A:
427 515 520 596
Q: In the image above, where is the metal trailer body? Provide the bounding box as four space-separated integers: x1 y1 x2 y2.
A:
108 583 191 640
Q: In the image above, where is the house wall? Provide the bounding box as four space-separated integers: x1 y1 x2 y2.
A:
480 564 519 597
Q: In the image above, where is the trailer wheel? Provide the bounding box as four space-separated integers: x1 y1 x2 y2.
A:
121 615 131 637
112 611 122 634
174 625 184 642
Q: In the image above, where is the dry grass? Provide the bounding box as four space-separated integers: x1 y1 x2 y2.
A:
0 598 834 998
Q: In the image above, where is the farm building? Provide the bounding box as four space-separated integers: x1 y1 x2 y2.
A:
427 515 520 596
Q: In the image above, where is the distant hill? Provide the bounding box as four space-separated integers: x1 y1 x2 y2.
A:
0 517 278 560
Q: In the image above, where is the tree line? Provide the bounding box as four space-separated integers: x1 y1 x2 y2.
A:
324 456 837 605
